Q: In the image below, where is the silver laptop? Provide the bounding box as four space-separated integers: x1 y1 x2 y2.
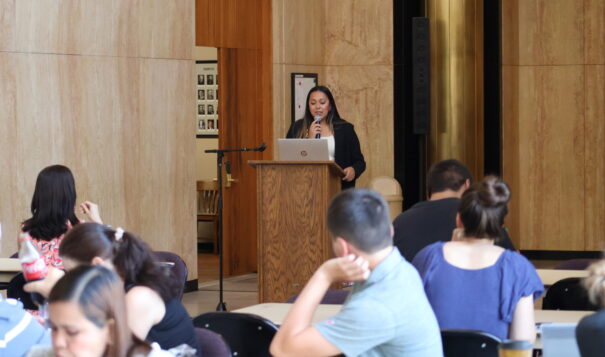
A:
541 323 580 357
278 138 330 161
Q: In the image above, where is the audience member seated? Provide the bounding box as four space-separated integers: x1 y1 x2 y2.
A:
576 259 605 357
412 176 543 341
27 265 172 357
10 165 102 310
393 159 515 261
0 297 50 356
21 164 103 268
25 223 197 351
270 189 443 357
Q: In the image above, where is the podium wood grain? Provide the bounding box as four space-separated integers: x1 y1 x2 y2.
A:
251 161 342 302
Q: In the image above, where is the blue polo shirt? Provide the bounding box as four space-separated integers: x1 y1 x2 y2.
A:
314 248 443 357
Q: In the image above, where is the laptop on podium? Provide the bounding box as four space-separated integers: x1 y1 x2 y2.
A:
278 138 330 161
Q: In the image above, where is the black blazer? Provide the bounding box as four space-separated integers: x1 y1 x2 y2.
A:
286 118 366 189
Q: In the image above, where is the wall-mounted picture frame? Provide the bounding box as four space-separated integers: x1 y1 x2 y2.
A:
196 60 219 138
291 73 318 124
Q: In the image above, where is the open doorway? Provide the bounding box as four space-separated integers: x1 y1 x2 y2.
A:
195 46 220 283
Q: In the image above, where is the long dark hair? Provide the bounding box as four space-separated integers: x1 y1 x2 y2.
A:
458 176 510 239
59 223 179 302
22 165 79 241
293 86 342 138
48 265 151 357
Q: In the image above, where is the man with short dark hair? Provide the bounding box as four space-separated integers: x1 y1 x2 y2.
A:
270 189 443 357
393 159 515 261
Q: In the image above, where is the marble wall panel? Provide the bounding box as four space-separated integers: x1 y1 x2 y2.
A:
324 0 393 66
10 0 193 59
585 65 605 250
0 53 197 274
0 0 15 51
324 65 394 189
511 0 584 65
511 66 585 250
585 0 605 64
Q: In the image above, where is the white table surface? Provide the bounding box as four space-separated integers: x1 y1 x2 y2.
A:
0 258 21 283
233 303 341 325
537 269 589 286
234 303 592 326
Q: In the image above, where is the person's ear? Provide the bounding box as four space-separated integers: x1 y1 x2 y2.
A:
464 179 471 190
334 237 350 257
91 256 106 266
456 213 463 228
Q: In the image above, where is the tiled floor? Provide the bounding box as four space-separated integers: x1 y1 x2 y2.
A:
184 252 258 317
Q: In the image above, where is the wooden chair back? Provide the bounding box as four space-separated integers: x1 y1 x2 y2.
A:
197 181 219 216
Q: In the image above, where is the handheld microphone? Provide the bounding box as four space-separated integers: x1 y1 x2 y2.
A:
314 115 322 139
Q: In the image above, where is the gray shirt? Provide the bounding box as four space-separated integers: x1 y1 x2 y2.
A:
315 249 443 357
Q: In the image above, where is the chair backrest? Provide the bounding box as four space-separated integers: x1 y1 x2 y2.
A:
555 259 597 270
197 181 219 215
542 277 599 311
153 251 188 301
195 327 231 357
193 312 278 357
441 329 501 357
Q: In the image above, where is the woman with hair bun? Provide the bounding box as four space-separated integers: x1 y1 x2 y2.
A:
412 176 543 341
576 260 605 356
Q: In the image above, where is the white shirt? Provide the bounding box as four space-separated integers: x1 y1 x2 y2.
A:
324 135 335 161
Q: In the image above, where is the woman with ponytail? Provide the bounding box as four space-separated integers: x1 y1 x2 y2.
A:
26 223 196 351
412 176 543 341
576 260 605 356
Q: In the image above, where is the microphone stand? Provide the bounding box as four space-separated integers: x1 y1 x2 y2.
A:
205 142 266 311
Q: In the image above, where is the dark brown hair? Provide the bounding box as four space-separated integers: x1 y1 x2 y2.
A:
426 159 473 196
22 165 79 240
458 176 510 239
48 265 151 357
59 223 178 301
292 86 342 138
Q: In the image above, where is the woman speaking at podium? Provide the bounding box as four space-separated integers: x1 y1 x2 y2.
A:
286 86 365 189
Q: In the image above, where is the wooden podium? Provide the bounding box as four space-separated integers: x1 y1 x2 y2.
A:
249 161 344 302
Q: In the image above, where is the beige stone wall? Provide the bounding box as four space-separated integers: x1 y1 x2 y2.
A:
0 1 198 277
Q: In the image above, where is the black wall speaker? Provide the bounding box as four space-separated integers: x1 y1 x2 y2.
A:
412 17 430 135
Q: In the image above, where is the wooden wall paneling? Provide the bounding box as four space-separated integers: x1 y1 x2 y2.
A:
585 0 605 64
501 66 521 248
514 0 584 65
220 47 269 275
585 65 605 250
195 0 261 49
324 0 393 66
515 66 585 250
325 65 394 189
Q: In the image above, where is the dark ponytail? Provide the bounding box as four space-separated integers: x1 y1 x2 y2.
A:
60 223 179 301
458 176 511 239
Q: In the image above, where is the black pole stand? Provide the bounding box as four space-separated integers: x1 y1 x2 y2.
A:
205 142 266 311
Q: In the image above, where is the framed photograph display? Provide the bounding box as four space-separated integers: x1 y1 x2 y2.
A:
291 73 318 124
196 61 219 138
